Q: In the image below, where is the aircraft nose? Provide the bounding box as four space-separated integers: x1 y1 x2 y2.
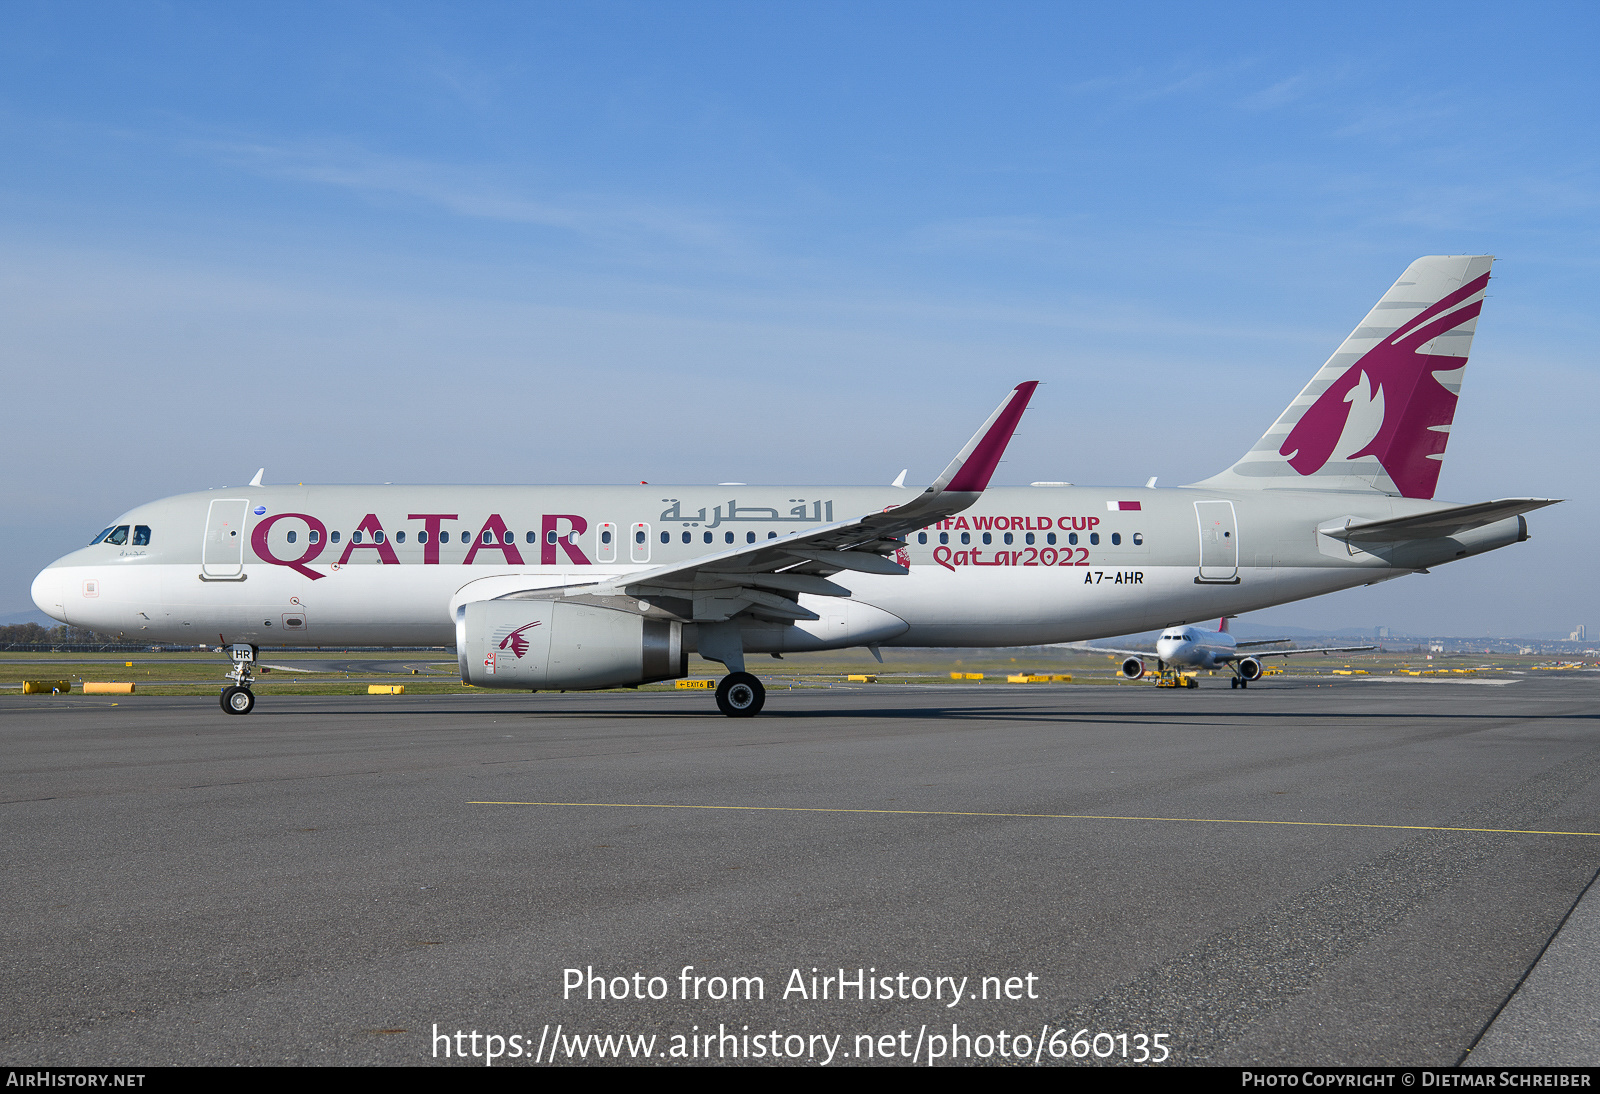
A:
31 564 68 624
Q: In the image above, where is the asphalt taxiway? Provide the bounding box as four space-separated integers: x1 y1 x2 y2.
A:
2 675 1597 1066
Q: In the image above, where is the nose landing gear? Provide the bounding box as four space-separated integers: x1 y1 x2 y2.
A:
220 643 257 715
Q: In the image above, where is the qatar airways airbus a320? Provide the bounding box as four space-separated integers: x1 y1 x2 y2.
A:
32 256 1556 716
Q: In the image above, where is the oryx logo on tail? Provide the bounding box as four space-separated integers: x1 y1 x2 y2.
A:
1195 256 1494 500
1279 271 1489 499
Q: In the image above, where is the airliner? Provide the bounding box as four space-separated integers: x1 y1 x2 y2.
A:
31 256 1557 716
1098 617 1377 688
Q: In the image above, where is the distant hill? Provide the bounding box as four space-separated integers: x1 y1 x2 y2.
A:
1 609 59 628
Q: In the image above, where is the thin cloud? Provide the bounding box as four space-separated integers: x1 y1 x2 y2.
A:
210 140 746 256
1066 60 1258 105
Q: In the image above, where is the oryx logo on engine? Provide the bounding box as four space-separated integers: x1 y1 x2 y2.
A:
494 621 542 659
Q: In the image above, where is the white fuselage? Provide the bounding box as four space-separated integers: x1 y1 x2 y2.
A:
32 482 1528 653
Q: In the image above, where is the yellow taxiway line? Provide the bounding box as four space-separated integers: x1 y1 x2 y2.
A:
467 801 1599 838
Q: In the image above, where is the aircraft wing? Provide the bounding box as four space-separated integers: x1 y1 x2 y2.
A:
500 381 1039 623
1227 644 1377 661
1075 644 1158 660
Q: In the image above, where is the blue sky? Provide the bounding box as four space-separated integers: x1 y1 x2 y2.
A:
3 2 1595 635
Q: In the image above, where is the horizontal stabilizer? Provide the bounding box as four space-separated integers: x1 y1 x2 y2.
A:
1323 498 1560 542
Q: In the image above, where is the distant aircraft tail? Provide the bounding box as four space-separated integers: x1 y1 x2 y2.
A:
1194 255 1493 499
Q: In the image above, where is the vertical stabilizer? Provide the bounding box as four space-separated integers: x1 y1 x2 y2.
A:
1194 255 1493 499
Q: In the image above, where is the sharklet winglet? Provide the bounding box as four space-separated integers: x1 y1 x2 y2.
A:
935 381 1039 494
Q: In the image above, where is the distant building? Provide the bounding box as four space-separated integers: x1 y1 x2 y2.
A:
1572 624 1587 642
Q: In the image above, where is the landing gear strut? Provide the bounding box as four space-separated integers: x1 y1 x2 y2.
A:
716 672 766 717
220 643 257 715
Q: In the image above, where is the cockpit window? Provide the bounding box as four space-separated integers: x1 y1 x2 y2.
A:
105 526 130 545
132 525 151 546
89 527 115 545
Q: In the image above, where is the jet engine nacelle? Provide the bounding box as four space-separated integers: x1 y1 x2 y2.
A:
1237 657 1263 681
1120 657 1146 679
457 598 685 690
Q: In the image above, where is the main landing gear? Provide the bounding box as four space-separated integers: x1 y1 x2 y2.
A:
1229 675 1249 689
716 672 766 717
220 643 257 715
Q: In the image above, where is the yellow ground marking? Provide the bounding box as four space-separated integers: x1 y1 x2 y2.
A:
466 801 1599 838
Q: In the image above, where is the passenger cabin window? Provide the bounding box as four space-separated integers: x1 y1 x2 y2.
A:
353 531 365 544
746 531 756 544
546 530 558 544
724 531 734 544
527 531 538 544
502 531 513 544
310 530 321 544
438 531 448 543
682 531 692 544
287 530 297 544
982 532 992 545
601 530 612 545
939 532 949 545
960 532 970 545
1089 533 1099 545
659 531 669 544
1068 533 1078 545
416 530 426 544
1047 532 1056 545
482 531 493 545
636 530 646 544
917 533 927 544
703 531 712 544
331 531 341 543
373 531 386 544
395 531 406 543
1111 533 1121 545
1003 532 1013 545
1025 532 1034 545
1132 533 1143 545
